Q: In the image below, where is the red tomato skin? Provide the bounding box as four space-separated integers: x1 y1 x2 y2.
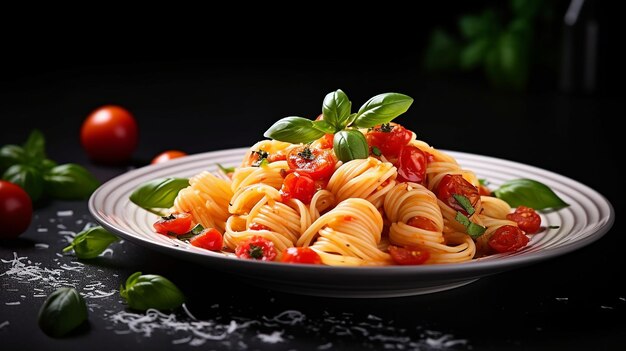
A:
81 105 138 164
506 206 541 234
366 124 412 158
407 216 438 231
153 213 192 235
437 174 480 215
151 150 187 164
280 247 322 264
190 228 223 251
0 181 33 239
388 245 430 265
235 236 277 261
280 172 316 204
396 145 428 184
249 223 271 231
489 225 529 253
287 146 336 181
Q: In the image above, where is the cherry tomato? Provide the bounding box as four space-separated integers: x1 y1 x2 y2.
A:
151 150 187 164
407 216 438 231
81 105 138 164
287 146 336 181
235 236 277 261
437 174 480 215
388 245 430 265
396 145 428 184
281 247 322 264
0 181 32 239
506 206 541 234
280 172 316 204
478 185 492 196
153 213 192 235
366 124 412 158
190 228 223 251
489 225 529 253
249 223 270 231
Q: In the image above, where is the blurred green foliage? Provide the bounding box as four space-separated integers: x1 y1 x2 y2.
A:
424 0 551 90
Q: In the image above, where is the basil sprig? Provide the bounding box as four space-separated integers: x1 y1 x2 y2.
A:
38 287 88 337
493 179 568 210
129 177 189 215
63 226 119 259
1 130 100 202
264 89 414 162
455 211 487 238
120 272 185 311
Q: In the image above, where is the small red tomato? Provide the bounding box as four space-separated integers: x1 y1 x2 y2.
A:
507 206 541 234
81 105 138 164
190 228 223 251
235 236 277 261
388 245 430 265
0 181 33 239
396 145 428 184
281 247 322 264
407 216 438 231
249 223 270 231
287 146 336 181
153 213 192 235
366 124 412 158
280 172 316 204
151 150 187 164
437 174 480 215
489 225 529 253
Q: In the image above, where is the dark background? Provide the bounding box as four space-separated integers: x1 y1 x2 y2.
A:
1 1 624 350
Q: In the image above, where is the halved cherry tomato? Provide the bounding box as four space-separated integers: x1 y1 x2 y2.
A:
281 247 322 264
0 180 32 239
153 213 192 235
366 124 412 158
407 216 438 231
235 236 277 261
287 146 336 181
318 134 334 149
388 245 430 265
489 225 529 253
437 174 480 215
249 223 270 231
151 150 187 164
80 105 138 164
190 228 223 251
478 185 492 196
280 172 316 204
396 145 427 184
506 206 541 234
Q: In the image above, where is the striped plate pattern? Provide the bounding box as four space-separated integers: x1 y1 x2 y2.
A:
89 148 614 298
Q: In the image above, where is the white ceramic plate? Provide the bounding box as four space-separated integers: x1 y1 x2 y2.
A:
89 148 614 298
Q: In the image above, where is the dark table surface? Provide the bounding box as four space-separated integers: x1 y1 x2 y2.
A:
0 59 623 350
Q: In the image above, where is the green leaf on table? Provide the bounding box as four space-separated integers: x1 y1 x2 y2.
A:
352 93 414 128
493 178 569 210
44 164 100 200
38 287 88 337
119 272 185 311
263 116 325 143
333 130 369 163
130 177 189 211
62 226 119 259
2 164 44 201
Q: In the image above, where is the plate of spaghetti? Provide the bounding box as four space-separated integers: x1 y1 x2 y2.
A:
89 90 614 297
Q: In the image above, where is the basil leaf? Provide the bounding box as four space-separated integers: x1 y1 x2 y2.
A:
455 211 471 227
263 116 325 144
130 177 189 210
372 146 382 156
493 179 569 210
3 164 44 201
23 129 46 163
119 272 185 311
44 164 100 200
352 93 414 128
62 226 118 259
38 287 88 337
322 89 351 130
467 223 487 238
312 120 336 134
39 159 58 172
452 194 475 216
333 130 369 163
0 145 25 172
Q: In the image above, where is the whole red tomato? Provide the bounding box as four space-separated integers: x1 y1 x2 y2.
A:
81 105 138 164
0 181 33 239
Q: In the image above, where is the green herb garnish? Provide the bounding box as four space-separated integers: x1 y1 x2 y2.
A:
62 226 119 259
453 194 475 216
38 287 88 337
455 211 487 239
120 272 185 311
372 146 382 157
249 245 264 259
548 225 560 229
493 178 568 211
129 178 189 215
297 147 314 161
380 123 393 133
252 150 270 167
217 163 235 174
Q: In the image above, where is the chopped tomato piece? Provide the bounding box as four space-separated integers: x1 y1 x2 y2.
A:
389 245 430 265
249 222 271 231
287 146 336 181
281 247 322 264
235 236 277 261
366 124 412 158
478 184 492 196
396 145 428 184
507 206 541 234
280 172 316 204
190 228 223 251
153 213 192 235
437 174 480 216
489 225 529 253
407 216 438 231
